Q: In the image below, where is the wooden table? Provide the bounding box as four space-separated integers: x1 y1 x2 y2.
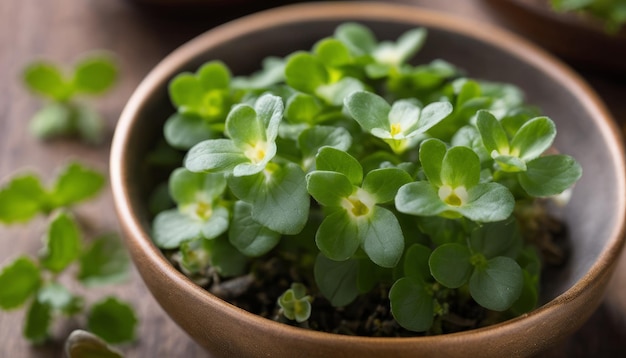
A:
1 0 625 356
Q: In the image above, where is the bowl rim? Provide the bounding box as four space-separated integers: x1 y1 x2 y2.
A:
110 0 626 345
504 0 626 38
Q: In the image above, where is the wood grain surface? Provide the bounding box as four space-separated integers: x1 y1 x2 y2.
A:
1 0 625 357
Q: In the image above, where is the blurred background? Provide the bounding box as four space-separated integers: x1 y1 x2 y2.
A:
1 0 625 356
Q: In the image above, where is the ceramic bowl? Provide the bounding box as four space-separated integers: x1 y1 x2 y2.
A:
110 2 626 357
485 0 626 75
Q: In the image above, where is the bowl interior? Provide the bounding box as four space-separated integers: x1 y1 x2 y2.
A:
118 1 624 325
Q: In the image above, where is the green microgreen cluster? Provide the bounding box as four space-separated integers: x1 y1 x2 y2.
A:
0 163 137 344
551 0 626 33
151 23 582 334
22 53 118 144
277 283 313 323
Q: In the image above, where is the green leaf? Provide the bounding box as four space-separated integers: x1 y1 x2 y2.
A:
316 77 365 106
395 181 448 217
0 256 41 310
414 101 453 135
356 259 383 293
72 55 118 94
253 94 284 143
38 282 83 314
362 168 412 203
457 183 515 222
168 167 226 205
152 209 203 248
285 52 328 94
456 79 482 107
24 296 52 344
451 125 491 163
509 268 539 315
315 147 363 185
476 110 509 154
429 243 473 288
228 163 309 235
440 146 480 188
23 61 71 101
169 73 203 111
417 216 465 246
197 61 231 90
314 38 353 67
360 206 404 268
87 297 137 344
0 175 48 224
226 104 265 148
74 104 105 144
419 138 447 186
314 253 359 307
278 283 312 322
50 162 105 208
403 244 433 282
285 93 323 124
78 234 130 287
199 206 229 240
164 112 219 150
203 237 248 277
469 256 523 311
494 154 527 172
510 116 556 161
229 201 281 257
298 125 352 160
29 103 73 140
184 139 247 173
373 28 427 66
389 277 434 332
334 22 377 56
41 212 82 273
344 91 390 133
306 171 353 207
315 210 360 261
470 219 521 259
519 155 582 197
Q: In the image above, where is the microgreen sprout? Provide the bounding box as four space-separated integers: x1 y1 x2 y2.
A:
345 90 452 153
150 23 582 335
0 164 136 344
395 138 515 222
22 53 118 144
277 283 313 323
306 147 411 268
476 110 582 197
152 168 229 249
0 162 105 224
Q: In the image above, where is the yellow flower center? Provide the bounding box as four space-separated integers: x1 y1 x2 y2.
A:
194 201 213 220
341 188 375 218
203 90 224 118
438 185 468 207
390 123 402 137
347 198 369 216
245 142 267 164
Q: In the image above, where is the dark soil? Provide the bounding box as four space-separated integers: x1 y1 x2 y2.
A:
169 203 568 337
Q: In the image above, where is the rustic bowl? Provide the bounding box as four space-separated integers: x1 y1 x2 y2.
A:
110 2 626 357
485 0 626 75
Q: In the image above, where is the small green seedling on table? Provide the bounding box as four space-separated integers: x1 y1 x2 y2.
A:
150 22 582 334
0 162 137 345
22 53 118 144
